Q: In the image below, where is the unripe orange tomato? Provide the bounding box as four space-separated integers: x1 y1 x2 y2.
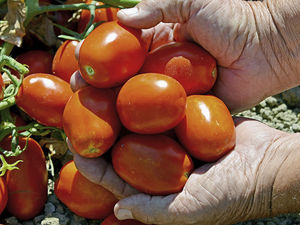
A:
55 160 118 219
175 95 236 162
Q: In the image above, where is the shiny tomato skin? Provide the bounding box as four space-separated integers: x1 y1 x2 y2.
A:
15 73 73 128
0 74 4 100
78 21 146 88
13 50 53 76
54 160 118 219
112 134 194 195
63 86 121 158
77 0 118 33
52 40 79 82
0 177 8 216
175 95 236 162
0 137 48 220
140 42 217 95
116 73 186 134
102 213 148 225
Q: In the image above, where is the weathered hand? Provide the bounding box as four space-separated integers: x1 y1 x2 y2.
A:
117 0 300 113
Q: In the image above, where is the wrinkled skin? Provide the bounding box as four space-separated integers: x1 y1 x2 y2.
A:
69 0 300 224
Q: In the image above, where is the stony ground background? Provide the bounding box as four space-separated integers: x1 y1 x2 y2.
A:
2 87 300 225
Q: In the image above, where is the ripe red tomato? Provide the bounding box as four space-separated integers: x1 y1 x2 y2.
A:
140 42 217 95
52 40 79 82
12 50 53 76
0 136 48 220
54 160 118 219
116 73 186 134
0 177 8 216
15 73 73 128
112 134 194 195
0 74 4 100
77 0 119 33
102 213 148 225
78 21 146 88
175 95 236 162
63 86 121 158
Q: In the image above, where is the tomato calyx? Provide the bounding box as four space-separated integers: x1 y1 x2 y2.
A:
0 154 23 176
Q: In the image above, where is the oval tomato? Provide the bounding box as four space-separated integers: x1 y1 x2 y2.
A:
52 40 79 82
78 21 146 88
63 86 121 158
0 74 4 100
140 41 217 95
175 95 236 162
116 73 186 134
102 213 148 225
54 160 118 219
15 73 73 128
77 0 118 33
0 177 8 216
112 134 194 195
0 136 48 220
12 50 53 76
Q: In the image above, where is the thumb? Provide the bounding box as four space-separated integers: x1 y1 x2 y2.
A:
117 0 194 29
114 192 197 225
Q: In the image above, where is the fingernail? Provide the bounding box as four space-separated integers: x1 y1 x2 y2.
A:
116 209 133 220
119 7 139 16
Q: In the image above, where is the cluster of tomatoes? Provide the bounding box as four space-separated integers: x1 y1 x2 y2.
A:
0 0 236 224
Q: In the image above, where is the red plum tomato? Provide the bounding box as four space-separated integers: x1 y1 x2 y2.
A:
54 160 118 219
52 40 79 82
62 86 121 158
0 136 48 220
12 50 53 76
0 177 8 216
102 213 148 225
15 73 73 128
140 41 217 95
0 74 4 100
77 0 118 33
112 134 194 195
116 73 186 134
78 21 146 88
175 95 236 162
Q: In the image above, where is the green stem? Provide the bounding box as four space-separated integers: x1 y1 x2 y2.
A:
98 0 140 8
0 96 15 111
0 42 15 56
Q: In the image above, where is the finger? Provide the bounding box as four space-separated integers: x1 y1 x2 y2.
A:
73 153 140 200
114 190 200 225
117 0 194 29
69 70 88 92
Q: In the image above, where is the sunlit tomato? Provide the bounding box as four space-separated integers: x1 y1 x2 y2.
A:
78 21 146 88
140 42 217 95
0 136 48 220
52 40 79 82
175 95 236 162
116 73 186 134
0 177 8 216
102 213 148 225
112 134 194 195
15 73 73 128
63 86 121 158
77 0 119 33
0 74 4 100
12 50 53 76
55 160 118 219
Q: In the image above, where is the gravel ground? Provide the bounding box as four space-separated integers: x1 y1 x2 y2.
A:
2 87 300 225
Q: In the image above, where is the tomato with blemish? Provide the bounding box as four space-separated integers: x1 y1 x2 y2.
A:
140 41 217 95
78 21 146 88
175 95 236 162
63 86 121 158
55 160 118 219
112 134 194 195
15 73 73 128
